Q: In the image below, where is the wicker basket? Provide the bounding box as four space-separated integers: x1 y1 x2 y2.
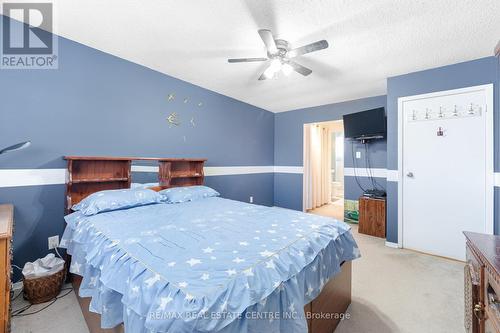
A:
23 266 66 304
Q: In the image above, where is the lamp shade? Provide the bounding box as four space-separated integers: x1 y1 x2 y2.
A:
0 141 31 155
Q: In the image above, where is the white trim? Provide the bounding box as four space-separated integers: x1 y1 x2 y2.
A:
2 166 498 188
495 173 500 187
397 84 495 249
0 169 67 188
274 166 303 174
386 170 399 182
204 166 274 176
303 124 308 212
0 165 283 187
133 165 304 175
354 168 500 187
131 165 158 173
385 241 401 249
133 165 279 176
344 167 387 178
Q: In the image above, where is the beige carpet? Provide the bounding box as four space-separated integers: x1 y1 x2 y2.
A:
308 201 345 219
308 204 464 333
335 226 464 333
12 223 464 333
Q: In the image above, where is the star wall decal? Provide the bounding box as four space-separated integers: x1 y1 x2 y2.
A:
167 112 180 126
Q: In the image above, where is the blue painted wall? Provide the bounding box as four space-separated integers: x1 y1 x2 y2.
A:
274 95 387 210
385 56 500 242
344 139 387 201
0 16 274 281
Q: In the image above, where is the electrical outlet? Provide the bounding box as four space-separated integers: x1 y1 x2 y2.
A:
356 151 361 159
249 196 254 203
48 235 59 250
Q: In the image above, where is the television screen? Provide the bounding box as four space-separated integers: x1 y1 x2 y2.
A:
343 107 386 140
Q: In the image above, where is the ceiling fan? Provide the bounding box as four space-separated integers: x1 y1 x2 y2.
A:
227 29 329 80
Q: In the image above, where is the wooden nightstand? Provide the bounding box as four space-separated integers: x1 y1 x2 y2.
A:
0 204 13 333
358 196 386 238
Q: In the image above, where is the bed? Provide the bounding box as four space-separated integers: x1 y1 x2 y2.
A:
61 156 360 333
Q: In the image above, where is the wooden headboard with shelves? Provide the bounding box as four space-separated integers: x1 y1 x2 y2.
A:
64 156 206 213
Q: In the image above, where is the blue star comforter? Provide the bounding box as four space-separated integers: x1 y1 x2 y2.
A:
61 197 360 333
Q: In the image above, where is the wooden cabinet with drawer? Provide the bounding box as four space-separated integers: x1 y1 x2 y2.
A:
464 232 500 333
0 205 13 333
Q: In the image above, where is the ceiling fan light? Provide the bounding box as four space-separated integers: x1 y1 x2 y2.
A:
282 63 293 76
270 58 282 72
263 66 276 79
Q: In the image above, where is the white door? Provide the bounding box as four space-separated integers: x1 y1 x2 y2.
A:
400 85 493 261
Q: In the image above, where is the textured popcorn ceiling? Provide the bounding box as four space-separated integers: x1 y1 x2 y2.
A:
3 0 500 112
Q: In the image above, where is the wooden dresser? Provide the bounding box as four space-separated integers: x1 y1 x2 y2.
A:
0 204 13 333
358 196 386 238
464 232 500 333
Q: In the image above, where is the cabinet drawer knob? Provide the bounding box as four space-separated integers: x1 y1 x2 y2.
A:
474 303 485 319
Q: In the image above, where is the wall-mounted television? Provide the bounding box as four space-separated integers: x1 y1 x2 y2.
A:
343 107 386 141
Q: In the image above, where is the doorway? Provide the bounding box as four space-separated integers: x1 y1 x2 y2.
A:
398 84 494 261
303 120 344 220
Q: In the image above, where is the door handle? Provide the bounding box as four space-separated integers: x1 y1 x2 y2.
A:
406 172 414 178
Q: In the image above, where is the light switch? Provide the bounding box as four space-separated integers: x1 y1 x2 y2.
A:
356 151 361 159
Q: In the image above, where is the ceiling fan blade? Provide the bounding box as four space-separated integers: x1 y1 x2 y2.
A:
287 40 329 58
288 61 312 76
258 63 273 80
228 57 268 63
258 29 278 55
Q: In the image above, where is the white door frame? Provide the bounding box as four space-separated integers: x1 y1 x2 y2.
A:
397 84 494 248
302 120 344 212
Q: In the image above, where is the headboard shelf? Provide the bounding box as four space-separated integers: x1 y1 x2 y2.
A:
65 156 207 162
64 156 206 213
69 177 130 184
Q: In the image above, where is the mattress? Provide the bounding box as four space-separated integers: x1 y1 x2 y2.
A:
61 197 360 332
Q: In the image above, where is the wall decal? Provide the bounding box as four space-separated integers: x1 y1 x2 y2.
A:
164 93 204 141
167 112 180 126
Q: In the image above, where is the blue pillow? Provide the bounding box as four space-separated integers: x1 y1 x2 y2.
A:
72 188 162 216
130 182 159 189
160 186 219 203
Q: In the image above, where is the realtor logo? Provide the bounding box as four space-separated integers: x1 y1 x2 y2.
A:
1 2 58 69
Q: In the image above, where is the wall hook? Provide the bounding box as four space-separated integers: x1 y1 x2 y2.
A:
468 103 475 115
438 107 444 118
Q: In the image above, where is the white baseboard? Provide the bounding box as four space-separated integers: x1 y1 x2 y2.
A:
385 241 400 248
